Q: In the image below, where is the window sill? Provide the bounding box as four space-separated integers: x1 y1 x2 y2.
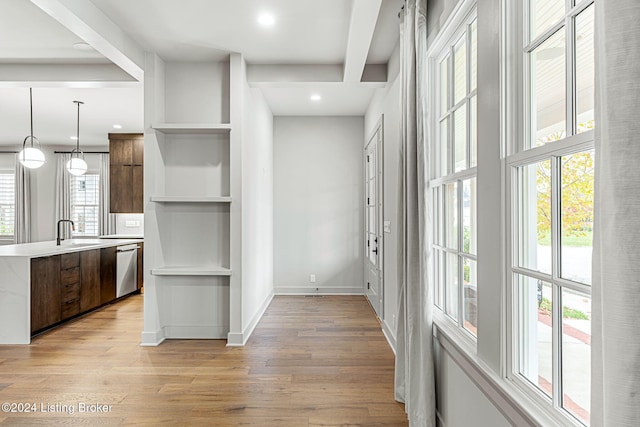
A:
432 313 578 427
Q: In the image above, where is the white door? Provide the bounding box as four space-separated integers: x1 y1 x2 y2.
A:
365 123 383 318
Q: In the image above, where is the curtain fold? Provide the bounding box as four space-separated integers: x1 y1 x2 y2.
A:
395 1 436 426
99 153 115 236
591 1 640 425
55 153 72 240
14 154 30 244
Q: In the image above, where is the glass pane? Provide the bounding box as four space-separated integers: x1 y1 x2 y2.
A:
470 96 477 168
463 178 477 255
470 19 477 91
434 250 444 309
440 118 449 177
454 107 467 172
517 275 553 398
446 253 459 320
433 186 441 245
446 182 458 250
576 5 595 134
454 36 467 105
518 160 551 275
530 0 565 41
463 257 477 336
560 150 594 285
561 288 591 425
531 29 566 147
440 55 449 114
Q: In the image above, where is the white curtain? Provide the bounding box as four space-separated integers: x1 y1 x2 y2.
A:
99 153 115 236
14 154 30 244
395 0 436 426
591 1 640 425
55 153 72 240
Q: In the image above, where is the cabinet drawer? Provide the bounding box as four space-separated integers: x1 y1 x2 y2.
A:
60 267 80 285
61 299 80 319
61 252 80 270
61 282 80 303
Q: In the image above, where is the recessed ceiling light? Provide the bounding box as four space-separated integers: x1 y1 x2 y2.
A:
70 136 78 140
258 13 275 27
113 124 122 129
310 94 322 102
72 42 94 51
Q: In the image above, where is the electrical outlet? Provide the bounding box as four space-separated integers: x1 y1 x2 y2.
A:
310 274 316 283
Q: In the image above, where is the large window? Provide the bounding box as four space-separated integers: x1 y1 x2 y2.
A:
71 174 99 237
0 172 15 241
431 9 478 337
508 0 594 425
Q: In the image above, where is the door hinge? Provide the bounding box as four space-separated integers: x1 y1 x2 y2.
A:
367 240 370 247
367 197 370 204
367 155 370 162
367 282 370 289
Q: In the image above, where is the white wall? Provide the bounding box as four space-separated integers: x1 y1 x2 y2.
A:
241 78 274 335
364 51 402 348
273 116 364 294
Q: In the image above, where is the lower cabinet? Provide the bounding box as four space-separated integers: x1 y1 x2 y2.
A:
100 247 117 304
137 242 144 290
80 250 101 312
30 256 61 333
30 246 128 335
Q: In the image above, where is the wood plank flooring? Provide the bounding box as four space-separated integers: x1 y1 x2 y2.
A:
0 294 407 426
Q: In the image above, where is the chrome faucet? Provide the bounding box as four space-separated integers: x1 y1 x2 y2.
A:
56 219 75 246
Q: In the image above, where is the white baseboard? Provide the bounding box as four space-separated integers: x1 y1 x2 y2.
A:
162 325 228 339
140 330 165 346
227 290 275 347
274 286 363 295
381 319 397 355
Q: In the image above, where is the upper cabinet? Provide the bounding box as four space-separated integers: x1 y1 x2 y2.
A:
109 133 144 213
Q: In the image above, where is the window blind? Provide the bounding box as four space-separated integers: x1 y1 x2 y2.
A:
0 173 15 238
71 174 99 237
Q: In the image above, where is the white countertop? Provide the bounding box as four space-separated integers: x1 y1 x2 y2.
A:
0 238 143 258
99 234 144 239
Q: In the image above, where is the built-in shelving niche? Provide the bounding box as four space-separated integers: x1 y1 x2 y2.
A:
154 202 230 273
153 129 230 200
156 275 230 339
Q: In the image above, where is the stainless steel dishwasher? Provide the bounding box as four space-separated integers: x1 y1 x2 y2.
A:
116 244 138 298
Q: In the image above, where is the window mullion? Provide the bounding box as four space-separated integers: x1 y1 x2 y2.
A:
550 155 562 409
566 11 576 136
457 179 464 329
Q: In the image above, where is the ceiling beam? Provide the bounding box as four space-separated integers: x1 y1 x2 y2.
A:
343 0 383 83
0 64 138 86
30 0 145 82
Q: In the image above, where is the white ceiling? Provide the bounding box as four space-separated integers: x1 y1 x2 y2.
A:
0 0 403 146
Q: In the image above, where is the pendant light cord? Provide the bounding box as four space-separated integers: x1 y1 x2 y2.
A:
73 101 84 156
29 88 34 145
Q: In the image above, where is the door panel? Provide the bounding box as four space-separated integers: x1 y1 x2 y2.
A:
365 124 383 318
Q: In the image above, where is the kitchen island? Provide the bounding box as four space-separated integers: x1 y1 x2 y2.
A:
0 238 143 344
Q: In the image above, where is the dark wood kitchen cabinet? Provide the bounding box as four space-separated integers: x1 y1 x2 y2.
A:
100 246 117 304
109 133 144 213
80 249 101 312
59 252 81 320
30 256 61 333
137 242 144 289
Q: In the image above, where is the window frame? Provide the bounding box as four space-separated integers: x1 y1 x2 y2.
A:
428 3 478 340
0 170 15 243
504 0 595 425
70 173 100 238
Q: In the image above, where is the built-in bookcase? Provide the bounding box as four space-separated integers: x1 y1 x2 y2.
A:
143 59 235 343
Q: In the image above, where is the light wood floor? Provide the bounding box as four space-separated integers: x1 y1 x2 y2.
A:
0 294 407 426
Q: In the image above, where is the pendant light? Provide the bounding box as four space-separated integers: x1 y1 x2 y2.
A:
66 100 87 176
18 88 46 169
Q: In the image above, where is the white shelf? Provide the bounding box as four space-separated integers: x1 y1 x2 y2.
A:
150 196 232 203
152 123 231 134
151 266 232 276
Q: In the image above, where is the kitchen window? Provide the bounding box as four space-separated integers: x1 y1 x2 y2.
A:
71 174 99 237
430 6 478 337
0 172 15 240
506 0 594 425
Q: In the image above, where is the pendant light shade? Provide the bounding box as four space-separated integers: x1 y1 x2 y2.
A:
66 101 87 176
19 88 45 169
